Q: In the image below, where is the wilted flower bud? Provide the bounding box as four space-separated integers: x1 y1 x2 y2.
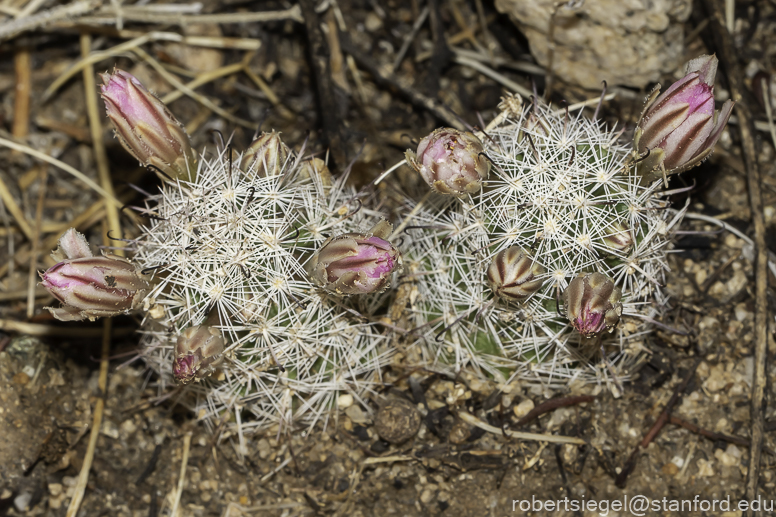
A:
405 128 489 196
634 54 734 180
299 157 333 188
487 247 544 301
173 322 225 384
563 273 622 337
100 69 197 182
309 220 402 295
601 222 634 255
40 229 149 321
241 130 290 178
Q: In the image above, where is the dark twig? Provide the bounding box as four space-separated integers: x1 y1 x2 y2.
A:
513 395 595 429
669 415 776 457
339 36 465 130
615 358 702 488
701 1 770 512
298 0 347 170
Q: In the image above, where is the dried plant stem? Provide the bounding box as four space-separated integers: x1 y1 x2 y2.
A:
242 67 295 119
0 136 120 205
12 46 31 143
132 46 256 129
453 54 532 98
76 4 303 26
82 33 122 252
26 166 47 319
457 411 587 445
65 319 110 517
0 0 101 42
0 173 34 241
170 433 192 517
91 28 261 50
160 61 246 105
0 317 133 337
702 0 770 511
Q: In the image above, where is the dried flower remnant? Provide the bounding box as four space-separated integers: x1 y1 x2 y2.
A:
406 128 490 196
241 130 290 178
309 220 402 295
487 247 544 301
100 69 197 182
173 318 226 384
563 273 622 337
40 229 149 321
602 221 634 255
634 54 734 181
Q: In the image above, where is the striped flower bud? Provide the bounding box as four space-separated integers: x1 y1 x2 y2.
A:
241 130 290 178
309 220 402 295
601 222 634 255
487 247 544 301
40 230 148 321
634 55 734 180
100 69 197 182
563 273 622 337
173 322 225 384
406 128 489 196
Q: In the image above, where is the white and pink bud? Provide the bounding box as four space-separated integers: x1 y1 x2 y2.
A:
173 321 225 384
487 247 544 301
40 229 148 321
406 128 489 196
309 220 402 295
634 55 734 180
563 273 622 338
100 69 197 182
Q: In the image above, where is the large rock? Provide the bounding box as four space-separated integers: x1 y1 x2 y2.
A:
495 0 692 89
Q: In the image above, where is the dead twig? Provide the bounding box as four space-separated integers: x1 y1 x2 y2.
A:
669 415 776 457
701 1 770 512
513 395 595 429
615 358 702 488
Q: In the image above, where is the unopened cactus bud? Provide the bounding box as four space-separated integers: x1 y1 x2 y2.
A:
634 55 734 180
487 247 544 301
40 230 149 321
405 128 489 196
173 322 225 384
100 69 197 182
602 222 634 255
241 130 290 177
563 273 622 337
309 220 402 295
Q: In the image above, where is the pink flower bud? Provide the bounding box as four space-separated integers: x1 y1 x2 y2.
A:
100 69 197 182
39 229 149 321
173 323 225 384
406 128 489 196
487 247 544 301
563 273 622 338
40 256 149 321
309 220 402 295
634 55 734 180
241 130 290 178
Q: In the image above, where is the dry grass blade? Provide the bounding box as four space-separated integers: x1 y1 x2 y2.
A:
0 136 121 205
0 0 101 42
133 46 256 129
457 411 587 445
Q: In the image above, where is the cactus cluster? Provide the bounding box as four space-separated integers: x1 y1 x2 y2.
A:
38 55 733 433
